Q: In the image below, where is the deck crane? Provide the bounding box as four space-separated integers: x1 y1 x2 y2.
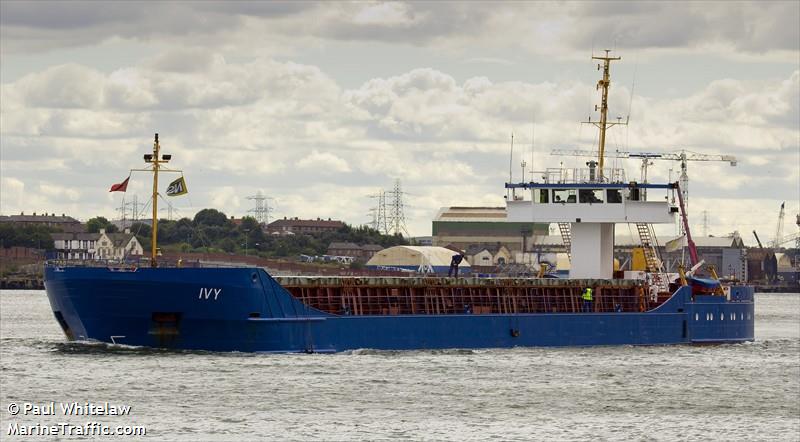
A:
549 148 737 214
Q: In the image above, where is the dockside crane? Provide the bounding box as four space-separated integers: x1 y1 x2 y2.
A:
753 230 764 249
772 231 800 248
772 202 786 248
550 148 737 215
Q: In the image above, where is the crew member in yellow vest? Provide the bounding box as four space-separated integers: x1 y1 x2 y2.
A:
582 287 593 312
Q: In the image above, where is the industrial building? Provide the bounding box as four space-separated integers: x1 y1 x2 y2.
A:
659 234 747 279
432 207 548 261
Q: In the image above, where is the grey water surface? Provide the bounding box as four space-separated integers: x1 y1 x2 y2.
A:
1 290 798 441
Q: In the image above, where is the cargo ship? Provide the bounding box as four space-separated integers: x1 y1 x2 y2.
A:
43 51 754 352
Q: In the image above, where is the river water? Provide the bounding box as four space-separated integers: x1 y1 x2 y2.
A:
0 290 798 441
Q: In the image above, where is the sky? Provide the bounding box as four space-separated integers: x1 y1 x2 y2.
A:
1 1 798 245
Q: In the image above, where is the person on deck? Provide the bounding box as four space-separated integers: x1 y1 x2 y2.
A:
448 253 464 277
582 287 593 312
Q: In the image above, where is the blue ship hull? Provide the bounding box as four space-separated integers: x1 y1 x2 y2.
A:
43 267 754 353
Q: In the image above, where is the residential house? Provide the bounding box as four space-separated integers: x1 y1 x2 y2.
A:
360 244 384 260
327 242 384 261
465 243 512 266
267 217 345 235
327 242 362 258
51 232 100 260
1 212 84 233
96 229 144 260
52 229 144 261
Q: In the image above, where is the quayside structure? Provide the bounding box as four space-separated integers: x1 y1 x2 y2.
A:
43 52 754 352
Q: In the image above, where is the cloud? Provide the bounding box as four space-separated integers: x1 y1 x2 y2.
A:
39 183 80 201
0 177 25 212
2 2 797 57
296 150 351 174
208 186 240 211
1 47 797 238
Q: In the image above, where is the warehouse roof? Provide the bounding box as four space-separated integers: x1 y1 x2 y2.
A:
367 246 471 268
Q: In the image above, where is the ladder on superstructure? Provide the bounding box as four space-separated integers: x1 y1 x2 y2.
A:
635 223 668 296
558 223 572 261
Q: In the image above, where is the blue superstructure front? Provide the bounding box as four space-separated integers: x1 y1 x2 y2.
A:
44 266 754 352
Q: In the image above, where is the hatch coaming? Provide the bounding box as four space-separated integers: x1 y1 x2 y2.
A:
276 276 652 316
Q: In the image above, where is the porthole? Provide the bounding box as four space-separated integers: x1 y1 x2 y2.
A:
720 313 724 321
709 314 713 321
695 313 699 321
731 313 735 321
740 313 744 320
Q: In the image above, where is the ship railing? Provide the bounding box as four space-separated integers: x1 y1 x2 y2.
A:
533 167 627 184
45 258 142 268
43 257 229 269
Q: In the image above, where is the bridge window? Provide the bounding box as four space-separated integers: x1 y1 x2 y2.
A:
534 189 549 204
553 189 576 203
607 189 623 203
579 189 605 203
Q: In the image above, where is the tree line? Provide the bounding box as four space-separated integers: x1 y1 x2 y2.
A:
1 209 409 259
106 209 408 258
0 224 57 249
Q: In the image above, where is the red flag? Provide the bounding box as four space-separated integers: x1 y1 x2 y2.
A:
109 177 130 192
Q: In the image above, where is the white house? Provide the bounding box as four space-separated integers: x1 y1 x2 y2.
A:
96 229 144 260
52 229 143 261
466 244 512 266
51 233 100 260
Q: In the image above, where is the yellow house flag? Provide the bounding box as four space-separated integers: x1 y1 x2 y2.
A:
166 176 188 196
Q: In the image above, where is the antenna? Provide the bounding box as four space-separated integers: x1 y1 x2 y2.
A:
626 56 637 151
507 132 514 200
530 114 536 181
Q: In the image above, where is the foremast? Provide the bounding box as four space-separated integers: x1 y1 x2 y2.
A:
143 134 170 267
